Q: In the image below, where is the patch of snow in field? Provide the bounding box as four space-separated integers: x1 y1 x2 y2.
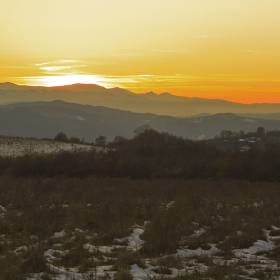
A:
0 205 7 219
45 263 115 280
233 240 276 259
114 226 145 251
47 264 82 279
53 230 66 238
26 273 45 280
130 261 208 280
127 228 145 251
176 245 220 258
0 205 7 212
160 201 175 210
131 264 156 280
0 137 102 157
83 244 124 254
264 226 280 241
190 226 208 238
14 246 28 254
166 201 175 209
249 240 275 252
271 225 280 230
253 201 264 207
44 249 67 263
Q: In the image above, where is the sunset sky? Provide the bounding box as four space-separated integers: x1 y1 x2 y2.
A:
1 0 280 103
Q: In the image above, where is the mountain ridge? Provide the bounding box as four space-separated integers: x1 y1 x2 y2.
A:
2 82 280 117
1 100 280 141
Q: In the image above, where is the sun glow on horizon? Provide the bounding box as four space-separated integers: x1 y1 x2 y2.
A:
5 73 279 104
18 75 109 88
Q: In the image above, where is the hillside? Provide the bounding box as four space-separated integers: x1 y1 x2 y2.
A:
0 136 108 157
1 100 280 141
1 128 280 181
2 82 280 117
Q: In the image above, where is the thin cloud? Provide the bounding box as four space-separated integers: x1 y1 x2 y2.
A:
34 60 88 76
58 60 78 63
41 66 72 71
35 62 50 66
35 60 80 67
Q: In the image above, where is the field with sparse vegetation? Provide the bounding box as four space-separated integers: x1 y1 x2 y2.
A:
1 130 280 279
1 178 280 279
0 135 105 158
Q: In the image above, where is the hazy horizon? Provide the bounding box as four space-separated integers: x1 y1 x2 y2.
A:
2 81 280 106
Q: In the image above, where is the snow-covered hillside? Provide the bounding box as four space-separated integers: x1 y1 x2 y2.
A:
0 136 104 157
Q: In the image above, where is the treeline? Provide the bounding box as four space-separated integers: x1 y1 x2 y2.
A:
54 132 85 144
1 128 280 180
216 127 280 140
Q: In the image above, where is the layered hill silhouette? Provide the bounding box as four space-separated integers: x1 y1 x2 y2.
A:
1 100 280 141
2 82 280 117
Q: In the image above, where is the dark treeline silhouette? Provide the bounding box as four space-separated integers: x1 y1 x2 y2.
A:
54 132 85 144
215 127 280 140
1 128 280 181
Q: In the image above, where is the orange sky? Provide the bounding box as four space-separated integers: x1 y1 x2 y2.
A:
1 0 280 104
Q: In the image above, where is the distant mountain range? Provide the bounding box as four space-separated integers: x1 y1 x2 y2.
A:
2 82 280 117
1 100 280 141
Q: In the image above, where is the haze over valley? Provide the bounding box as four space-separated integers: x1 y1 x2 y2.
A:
1 98 280 141
2 82 280 118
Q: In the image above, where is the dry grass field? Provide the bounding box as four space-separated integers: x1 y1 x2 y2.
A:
1 177 280 280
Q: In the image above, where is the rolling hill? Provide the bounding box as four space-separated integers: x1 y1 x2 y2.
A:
1 100 280 141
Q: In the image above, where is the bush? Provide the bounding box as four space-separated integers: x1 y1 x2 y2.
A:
54 132 68 142
21 248 46 273
114 268 133 280
114 250 146 270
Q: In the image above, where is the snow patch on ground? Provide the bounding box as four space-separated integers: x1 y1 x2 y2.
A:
234 239 276 259
131 264 157 280
114 226 145 251
53 230 66 238
177 245 220 258
127 228 145 251
166 201 175 209
83 244 124 254
0 136 108 157
190 226 208 238
14 246 28 254
44 249 67 263
46 263 115 280
0 205 7 219
0 205 7 212
83 227 144 254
